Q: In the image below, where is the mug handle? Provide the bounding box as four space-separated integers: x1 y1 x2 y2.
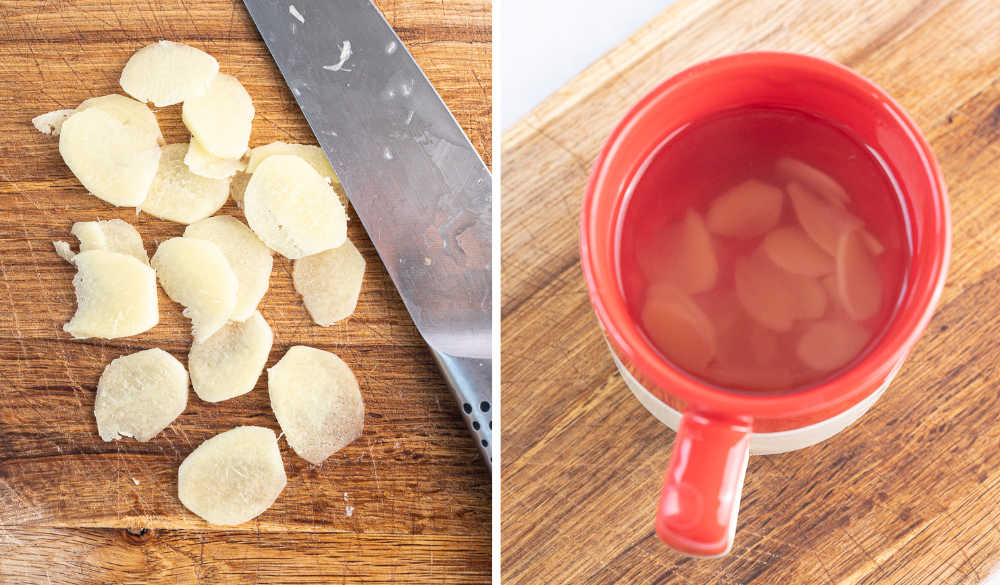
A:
655 411 753 557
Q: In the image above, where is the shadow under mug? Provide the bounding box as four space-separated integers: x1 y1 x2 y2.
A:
580 52 950 557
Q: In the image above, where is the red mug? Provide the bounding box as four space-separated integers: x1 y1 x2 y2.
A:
579 52 950 557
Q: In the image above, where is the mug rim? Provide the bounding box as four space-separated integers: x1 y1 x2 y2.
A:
580 51 950 419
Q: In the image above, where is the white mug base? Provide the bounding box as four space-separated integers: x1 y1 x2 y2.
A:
611 352 897 455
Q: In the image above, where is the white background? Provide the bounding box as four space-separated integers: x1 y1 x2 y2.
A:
501 0 675 129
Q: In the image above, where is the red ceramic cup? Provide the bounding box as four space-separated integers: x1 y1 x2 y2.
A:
580 52 949 557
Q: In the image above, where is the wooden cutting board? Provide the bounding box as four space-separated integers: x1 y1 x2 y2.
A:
0 1 490 583
502 1 1000 583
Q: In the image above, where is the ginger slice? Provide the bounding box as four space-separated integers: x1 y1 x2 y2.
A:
94 348 187 442
292 240 366 326
77 94 163 144
32 109 75 136
63 250 159 339
706 179 783 238
638 210 717 294
184 215 273 321
54 219 149 265
792 274 828 320
640 284 716 372
835 229 883 321
59 107 161 207
151 237 238 342
268 346 365 465
243 154 347 259
246 142 337 183
184 136 246 179
177 426 287 526
797 319 871 372
787 181 863 255
141 143 229 224
733 254 797 332
761 225 834 276
182 74 254 160
189 311 272 403
775 157 849 207
119 40 219 107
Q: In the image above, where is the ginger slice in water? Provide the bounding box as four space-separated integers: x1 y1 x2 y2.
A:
189 311 272 403
787 181 863 255
184 215 273 321
761 225 834 276
141 143 230 224
32 109 75 136
733 254 797 332
120 40 219 107
706 179 783 238
640 284 716 372
177 426 287 526
639 210 717 294
292 239 366 326
792 274 828 320
184 136 246 179
94 348 187 442
835 229 883 321
182 74 254 160
59 107 161 207
55 219 149 265
151 237 238 342
797 319 871 372
63 250 159 339
775 157 849 207
77 94 163 145
243 154 348 259
268 346 365 465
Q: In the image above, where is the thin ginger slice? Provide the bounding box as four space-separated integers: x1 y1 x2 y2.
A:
638 210 717 294
63 250 159 339
141 143 229 224
640 284 716 373
775 157 849 207
733 254 798 332
182 74 254 160
95 348 187 442
184 135 246 179
189 311 272 403
706 179 783 238
761 225 834 276
151 237 238 342
292 239 366 326
835 229 883 321
77 94 163 145
119 40 219 107
54 219 149 265
797 319 871 372
787 181 863 255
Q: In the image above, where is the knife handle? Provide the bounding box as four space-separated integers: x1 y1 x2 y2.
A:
430 349 492 471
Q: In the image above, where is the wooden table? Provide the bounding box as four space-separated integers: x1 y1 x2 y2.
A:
0 1 490 583
502 1 1000 583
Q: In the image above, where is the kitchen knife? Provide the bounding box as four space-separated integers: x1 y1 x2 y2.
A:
243 0 492 469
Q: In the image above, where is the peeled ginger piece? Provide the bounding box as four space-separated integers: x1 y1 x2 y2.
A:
775 157 849 207
761 226 834 276
244 155 348 259
638 210 717 294
141 143 229 224
94 348 187 442
151 237 238 342
268 346 365 465
787 182 862 255
178 426 287 526
64 250 159 339
77 94 163 144
791 273 828 320
292 240 366 326
54 219 149 265
120 40 219 107
189 311 272 403
182 74 254 160
640 284 716 373
733 254 797 332
185 215 273 321
59 107 161 207
835 230 883 321
247 142 339 184
184 136 246 179
797 319 871 372
707 179 783 238
32 109 75 136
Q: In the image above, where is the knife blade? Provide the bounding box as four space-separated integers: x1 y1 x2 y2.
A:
243 0 492 468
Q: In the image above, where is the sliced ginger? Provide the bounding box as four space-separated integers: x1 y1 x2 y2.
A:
243 154 347 259
177 426 287 526
189 311 272 403
184 136 246 179
94 348 188 442
835 229 883 321
268 346 365 465
64 250 159 339
639 210 717 294
787 181 862 255
246 142 338 183
120 40 219 107
77 94 163 145
775 157 849 207
640 284 716 372
182 74 254 160
54 219 149 265
151 237 238 342
292 239 366 326
796 319 871 372
706 179 783 238
184 215 273 321
733 254 797 332
32 109 75 136
59 107 162 207
141 143 229 224
761 226 834 276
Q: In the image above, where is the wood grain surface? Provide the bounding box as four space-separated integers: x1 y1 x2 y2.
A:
501 1 1000 584
0 1 491 583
